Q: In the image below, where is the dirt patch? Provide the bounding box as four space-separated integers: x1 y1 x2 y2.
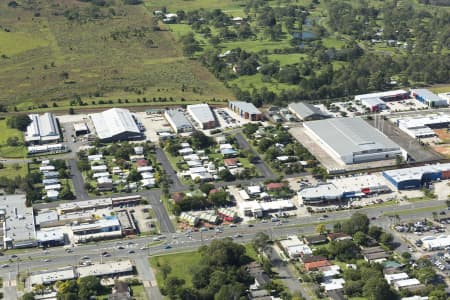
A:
434 128 450 143
433 145 450 157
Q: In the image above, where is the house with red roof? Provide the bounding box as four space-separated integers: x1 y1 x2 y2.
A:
136 159 148 167
266 182 286 191
304 259 332 271
224 158 238 168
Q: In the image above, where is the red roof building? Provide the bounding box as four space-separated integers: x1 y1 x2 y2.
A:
266 182 286 190
136 159 148 167
224 158 238 167
209 188 219 195
304 259 331 271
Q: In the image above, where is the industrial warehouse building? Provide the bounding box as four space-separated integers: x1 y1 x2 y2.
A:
228 101 263 121
383 163 450 190
361 97 387 112
298 174 391 204
89 108 143 142
397 114 450 139
355 90 410 102
355 90 410 112
303 117 406 165
25 113 60 144
410 89 447 107
288 102 330 121
164 109 193 133
186 104 217 129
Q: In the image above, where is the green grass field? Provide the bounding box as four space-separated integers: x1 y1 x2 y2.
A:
0 120 27 158
0 1 232 109
0 163 27 178
150 244 258 288
150 251 202 287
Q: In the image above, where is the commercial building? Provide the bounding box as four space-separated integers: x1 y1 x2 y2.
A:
25 113 60 144
438 92 450 104
28 143 66 155
288 102 329 121
164 110 193 133
421 235 450 251
242 200 295 218
77 260 133 278
361 97 387 112
35 228 65 248
186 104 217 129
116 210 137 235
73 123 89 136
397 114 450 139
0 195 36 249
57 195 142 214
303 117 405 165
71 216 122 243
29 260 133 286
228 101 263 121
89 108 143 142
410 89 447 107
383 163 450 190
298 174 391 204
164 109 193 133
355 90 410 102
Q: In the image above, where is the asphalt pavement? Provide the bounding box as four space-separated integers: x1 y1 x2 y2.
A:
235 133 276 179
155 147 186 192
0 196 445 298
134 256 163 300
266 246 311 300
68 159 88 200
147 190 175 233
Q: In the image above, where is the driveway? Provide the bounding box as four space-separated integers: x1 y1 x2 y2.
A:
235 133 276 180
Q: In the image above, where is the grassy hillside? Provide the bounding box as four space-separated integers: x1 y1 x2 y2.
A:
0 1 233 110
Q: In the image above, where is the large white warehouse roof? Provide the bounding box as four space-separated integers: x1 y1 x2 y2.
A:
90 108 141 141
187 104 215 125
304 117 403 164
25 113 60 143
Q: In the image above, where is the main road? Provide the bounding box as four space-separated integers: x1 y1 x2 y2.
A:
0 199 443 298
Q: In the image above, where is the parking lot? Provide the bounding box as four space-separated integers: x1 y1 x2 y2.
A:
135 112 170 142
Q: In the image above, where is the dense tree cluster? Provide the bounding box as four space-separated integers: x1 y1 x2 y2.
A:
173 187 231 214
342 261 397 300
160 238 254 299
55 276 108 300
6 114 31 131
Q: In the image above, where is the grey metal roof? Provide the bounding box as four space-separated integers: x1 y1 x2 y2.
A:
229 101 261 114
411 89 443 102
304 117 401 157
361 97 385 107
187 104 215 124
165 110 192 129
288 102 328 119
